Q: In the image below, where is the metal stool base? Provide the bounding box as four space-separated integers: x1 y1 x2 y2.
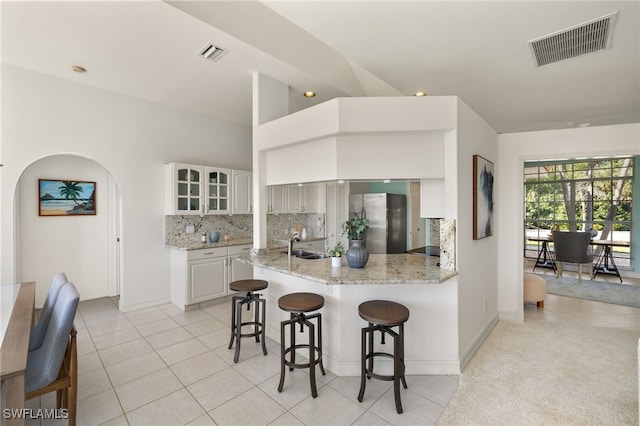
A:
358 323 407 414
278 312 325 398
228 291 267 363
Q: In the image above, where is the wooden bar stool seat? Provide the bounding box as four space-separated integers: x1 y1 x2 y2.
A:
357 300 410 414
228 279 268 363
277 292 326 398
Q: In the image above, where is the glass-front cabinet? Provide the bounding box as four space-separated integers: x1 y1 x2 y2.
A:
166 163 232 215
204 167 231 215
169 164 203 215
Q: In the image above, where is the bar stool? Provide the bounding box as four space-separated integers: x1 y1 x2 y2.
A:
277 292 326 398
357 300 410 414
228 279 268 363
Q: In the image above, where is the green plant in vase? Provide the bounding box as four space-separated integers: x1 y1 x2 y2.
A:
342 213 370 268
326 241 345 258
326 241 345 267
343 212 369 241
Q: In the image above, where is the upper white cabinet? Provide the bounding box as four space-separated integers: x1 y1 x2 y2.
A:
285 184 317 213
166 163 205 215
266 183 318 214
232 170 252 214
204 167 232 215
166 163 252 215
420 178 449 218
268 185 287 214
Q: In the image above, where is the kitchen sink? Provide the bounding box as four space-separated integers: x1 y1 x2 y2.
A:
280 250 327 260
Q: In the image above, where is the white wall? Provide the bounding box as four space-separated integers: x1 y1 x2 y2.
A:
1 65 252 311
18 156 113 305
497 123 640 321
455 100 500 369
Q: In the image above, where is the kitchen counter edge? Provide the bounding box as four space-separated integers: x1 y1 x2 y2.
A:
237 252 457 285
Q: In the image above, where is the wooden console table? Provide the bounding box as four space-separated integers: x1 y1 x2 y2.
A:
1 282 35 426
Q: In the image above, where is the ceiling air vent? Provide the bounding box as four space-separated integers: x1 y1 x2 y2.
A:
528 11 618 67
197 43 229 62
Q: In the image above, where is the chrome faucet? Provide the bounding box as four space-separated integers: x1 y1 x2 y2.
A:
288 232 301 257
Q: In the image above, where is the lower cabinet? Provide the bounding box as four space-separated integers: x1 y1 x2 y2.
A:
228 244 254 282
170 243 253 310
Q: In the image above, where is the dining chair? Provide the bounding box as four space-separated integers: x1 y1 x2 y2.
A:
25 282 79 426
551 231 593 282
29 272 68 351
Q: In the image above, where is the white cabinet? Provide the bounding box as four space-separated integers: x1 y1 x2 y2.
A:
285 184 317 213
420 178 446 218
170 246 228 308
166 163 232 215
267 183 318 214
188 254 228 303
204 167 232 215
267 185 287 214
170 244 254 310
166 163 204 215
232 170 252 214
228 244 254 282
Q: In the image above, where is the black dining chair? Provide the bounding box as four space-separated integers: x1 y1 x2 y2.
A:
551 231 593 282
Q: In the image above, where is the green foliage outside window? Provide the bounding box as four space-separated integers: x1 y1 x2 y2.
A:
524 157 633 236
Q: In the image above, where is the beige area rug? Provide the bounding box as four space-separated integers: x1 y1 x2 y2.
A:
437 320 639 425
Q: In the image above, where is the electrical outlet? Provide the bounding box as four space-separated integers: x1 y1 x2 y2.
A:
186 225 195 234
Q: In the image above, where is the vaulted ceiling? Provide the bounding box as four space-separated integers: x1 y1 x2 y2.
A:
2 1 638 134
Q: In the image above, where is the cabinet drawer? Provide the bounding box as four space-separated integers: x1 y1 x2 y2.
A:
228 244 252 256
187 246 228 261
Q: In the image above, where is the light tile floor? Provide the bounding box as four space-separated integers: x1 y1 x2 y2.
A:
26 270 640 426
25 297 459 426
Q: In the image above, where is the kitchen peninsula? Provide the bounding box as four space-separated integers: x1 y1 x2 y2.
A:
239 252 460 375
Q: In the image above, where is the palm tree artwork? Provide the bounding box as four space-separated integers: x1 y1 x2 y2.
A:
39 179 96 216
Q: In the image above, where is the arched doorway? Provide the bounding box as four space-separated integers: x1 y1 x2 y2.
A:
16 154 121 307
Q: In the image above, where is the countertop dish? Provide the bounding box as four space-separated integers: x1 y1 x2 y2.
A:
237 252 457 285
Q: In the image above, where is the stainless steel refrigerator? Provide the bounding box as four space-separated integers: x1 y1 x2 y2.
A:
349 193 407 254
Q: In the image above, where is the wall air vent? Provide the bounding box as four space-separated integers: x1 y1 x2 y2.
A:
197 43 229 62
528 11 618 67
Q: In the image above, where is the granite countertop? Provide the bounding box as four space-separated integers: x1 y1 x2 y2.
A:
237 252 457 285
167 237 253 250
167 236 326 251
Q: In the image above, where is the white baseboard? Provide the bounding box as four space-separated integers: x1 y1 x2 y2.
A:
119 296 170 313
459 312 499 372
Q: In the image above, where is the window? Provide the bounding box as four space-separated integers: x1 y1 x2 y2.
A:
524 157 633 268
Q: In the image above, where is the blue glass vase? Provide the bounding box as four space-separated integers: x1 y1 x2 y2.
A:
346 240 369 268
209 231 220 243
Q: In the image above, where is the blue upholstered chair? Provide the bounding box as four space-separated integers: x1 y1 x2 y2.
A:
25 282 79 426
29 272 68 351
552 231 593 282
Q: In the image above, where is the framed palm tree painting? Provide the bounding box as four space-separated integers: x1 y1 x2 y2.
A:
39 179 96 216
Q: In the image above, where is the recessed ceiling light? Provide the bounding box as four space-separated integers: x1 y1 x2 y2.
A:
71 65 87 73
413 91 427 97
303 91 316 98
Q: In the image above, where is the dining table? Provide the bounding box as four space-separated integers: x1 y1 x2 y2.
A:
527 236 629 282
1 282 36 426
